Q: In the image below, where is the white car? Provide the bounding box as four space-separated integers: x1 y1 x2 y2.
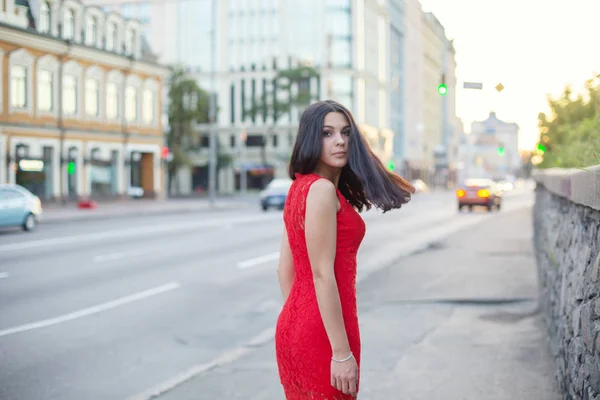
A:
0 184 43 231
260 178 293 211
411 179 429 193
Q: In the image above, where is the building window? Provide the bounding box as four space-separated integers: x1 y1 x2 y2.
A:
10 65 27 108
86 15 97 45
125 86 137 121
121 3 133 17
106 22 117 51
106 82 119 119
63 9 75 40
63 74 77 115
139 2 150 23
85 78 99 116
326 0 351 9
142 89 154 124
38 70 53 111
125 28 136 55
39 2 51 34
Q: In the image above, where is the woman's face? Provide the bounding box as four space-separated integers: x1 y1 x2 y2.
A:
319 112 350 170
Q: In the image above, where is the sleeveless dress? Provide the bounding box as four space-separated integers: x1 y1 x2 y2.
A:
275 173 367 399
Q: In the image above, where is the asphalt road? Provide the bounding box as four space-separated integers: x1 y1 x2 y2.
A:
0 187 536 400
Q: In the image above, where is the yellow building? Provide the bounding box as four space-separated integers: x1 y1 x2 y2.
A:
0 0 168 201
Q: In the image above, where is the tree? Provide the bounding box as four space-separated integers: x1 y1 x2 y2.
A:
536 74 600 168
216 137 233 172
247 65 320 168
166 66 210 194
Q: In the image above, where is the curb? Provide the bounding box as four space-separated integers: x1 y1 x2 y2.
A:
40 203 254 224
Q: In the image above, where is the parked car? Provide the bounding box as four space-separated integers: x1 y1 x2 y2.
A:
260 178 293 211
411 179 429 193
0 184 43 231
456 178 502 212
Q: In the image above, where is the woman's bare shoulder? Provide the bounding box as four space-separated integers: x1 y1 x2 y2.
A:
306 179 337 211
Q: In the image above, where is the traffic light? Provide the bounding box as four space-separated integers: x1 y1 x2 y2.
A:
537 143 546 154
437 83 448 96
497 146 505 156
387 160 395 171
438 74 448 96
161 146 169 159
67 161 75 175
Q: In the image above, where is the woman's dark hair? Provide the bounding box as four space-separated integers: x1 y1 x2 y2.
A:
289 100 415 212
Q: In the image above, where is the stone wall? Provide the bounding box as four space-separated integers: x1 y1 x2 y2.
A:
533 166 600 400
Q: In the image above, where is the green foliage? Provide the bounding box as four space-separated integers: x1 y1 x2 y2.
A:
537 74 600 168
216 137 233 171
244 66 319 169
166 66 211 191
246 66 319 123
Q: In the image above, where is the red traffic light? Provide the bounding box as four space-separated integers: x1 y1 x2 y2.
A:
161 146 169 159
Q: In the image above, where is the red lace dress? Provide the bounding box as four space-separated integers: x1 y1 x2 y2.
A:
275 173 366 399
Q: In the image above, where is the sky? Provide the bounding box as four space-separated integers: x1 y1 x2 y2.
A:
419 0 600 150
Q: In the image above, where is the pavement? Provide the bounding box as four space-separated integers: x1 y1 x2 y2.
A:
0 187 555 400
152 205 560 399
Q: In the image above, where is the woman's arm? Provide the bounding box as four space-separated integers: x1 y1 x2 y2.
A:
305 179 350 358
277 227 295 302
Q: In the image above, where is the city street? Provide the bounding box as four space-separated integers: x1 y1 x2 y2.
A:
0 187 543 400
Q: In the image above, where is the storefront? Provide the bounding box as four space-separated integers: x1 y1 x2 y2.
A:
14 144 55 200
234 162 274 191
128 151 156 198
89 148 118 198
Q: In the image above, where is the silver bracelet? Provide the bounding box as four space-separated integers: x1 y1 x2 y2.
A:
331 352 353 363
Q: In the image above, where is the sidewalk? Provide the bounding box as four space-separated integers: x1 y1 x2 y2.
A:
155 207 561 400
40 196 258 223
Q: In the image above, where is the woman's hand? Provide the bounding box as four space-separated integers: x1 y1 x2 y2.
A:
330 353 358 397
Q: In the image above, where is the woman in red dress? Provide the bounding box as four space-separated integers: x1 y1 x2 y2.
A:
275 100 414 399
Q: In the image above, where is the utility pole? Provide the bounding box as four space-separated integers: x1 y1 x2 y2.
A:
207 0 218 206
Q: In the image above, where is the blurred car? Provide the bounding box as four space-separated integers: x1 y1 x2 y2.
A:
0 184 43 231
411 179 429 193
127 186 144 199
456 178 502 212
260 178 293 211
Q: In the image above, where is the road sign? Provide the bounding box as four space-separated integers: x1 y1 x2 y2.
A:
495 83 505 92
463 82 483 90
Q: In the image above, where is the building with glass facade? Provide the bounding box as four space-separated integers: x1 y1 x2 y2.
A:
90 0 395 194
87 0 458 193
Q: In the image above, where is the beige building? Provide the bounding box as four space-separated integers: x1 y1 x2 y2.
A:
467 112 520 179
0 0 168 201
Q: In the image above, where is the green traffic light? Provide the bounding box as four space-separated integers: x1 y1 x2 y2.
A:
387 160 395 171
497 147 505 156
67 161 75 175
537 143 546 153
437 84 448 96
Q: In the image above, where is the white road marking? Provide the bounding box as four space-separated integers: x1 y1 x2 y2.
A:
0 214 283 253
236 252 280 269
0 282 180 338
0 273 9 279
93 248 152 263
125 327 276 400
